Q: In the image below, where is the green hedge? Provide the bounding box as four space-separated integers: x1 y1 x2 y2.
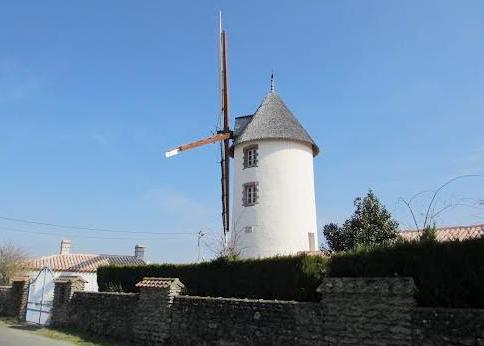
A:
328 237 484 308
98 255 328 302
98 237 484 307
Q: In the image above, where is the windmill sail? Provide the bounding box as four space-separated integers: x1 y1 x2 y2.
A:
165 13 232 246
165 132 230 158
219 13 231 244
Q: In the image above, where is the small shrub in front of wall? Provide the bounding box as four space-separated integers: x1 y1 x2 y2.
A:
327 237 484 308
97 255 329 302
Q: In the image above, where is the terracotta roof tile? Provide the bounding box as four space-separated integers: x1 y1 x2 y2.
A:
400 224 484 242
26 254 145 273
135 277 184 289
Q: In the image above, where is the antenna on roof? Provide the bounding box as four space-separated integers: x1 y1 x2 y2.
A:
270 71 275 92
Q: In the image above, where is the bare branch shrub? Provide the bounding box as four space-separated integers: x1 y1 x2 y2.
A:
203 227 248 260
0 242 28 285
399 175 484 239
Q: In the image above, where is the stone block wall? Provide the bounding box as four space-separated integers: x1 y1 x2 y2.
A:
0 286 11 315
413 308 484 345
170 278 416 346
171 296 323 346
67 291 138 340
51 276 87 326
3 277 30 320
133 278 184 346
318 277 416 346
45 275 484 346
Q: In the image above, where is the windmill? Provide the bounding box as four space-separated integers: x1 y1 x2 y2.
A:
165 13 232 247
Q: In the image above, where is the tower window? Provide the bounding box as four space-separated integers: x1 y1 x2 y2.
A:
243 145 258 168
244 226 254 233
242 182 259 206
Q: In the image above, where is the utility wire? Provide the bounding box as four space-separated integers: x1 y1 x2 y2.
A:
0 225 190 241
0 216 197 235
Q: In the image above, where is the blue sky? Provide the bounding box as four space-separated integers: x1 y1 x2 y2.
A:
1 1 484 263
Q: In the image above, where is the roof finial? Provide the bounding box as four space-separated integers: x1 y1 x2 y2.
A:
270 71 275 92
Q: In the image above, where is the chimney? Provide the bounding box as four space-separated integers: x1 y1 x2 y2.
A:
135 244 145 260
60 239 71 255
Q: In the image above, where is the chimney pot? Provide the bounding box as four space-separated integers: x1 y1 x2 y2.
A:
135 244 145 260
60 239 71 255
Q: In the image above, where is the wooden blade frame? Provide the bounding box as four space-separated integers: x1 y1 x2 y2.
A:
164 13 232 249
220 25 231 245
165 132 230 158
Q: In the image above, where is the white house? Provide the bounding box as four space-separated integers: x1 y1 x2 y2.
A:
231 91 319 258
26 239 145 292
23 239 145 325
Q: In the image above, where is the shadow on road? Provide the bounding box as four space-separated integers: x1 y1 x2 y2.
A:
9 323 43 331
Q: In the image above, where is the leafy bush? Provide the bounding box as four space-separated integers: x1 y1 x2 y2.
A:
98 255 328 302
322 190 400 252
327 237 484 308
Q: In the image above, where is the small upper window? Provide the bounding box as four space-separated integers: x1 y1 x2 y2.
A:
243 145 258 168
243 182 259 206
244 226 254 233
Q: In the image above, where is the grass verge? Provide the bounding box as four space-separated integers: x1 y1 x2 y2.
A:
34 327 134 346
0 317 133 346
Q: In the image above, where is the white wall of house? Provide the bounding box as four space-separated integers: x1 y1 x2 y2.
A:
28 270 98 292
231 139 318 258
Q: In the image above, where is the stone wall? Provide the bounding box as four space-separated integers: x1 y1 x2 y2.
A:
171 296 322 346
1 277 30 320
43 276 484 346
318 277 416 346
67 292 138 340
0 286 11 315
49 275 136 341
133 277 184 346
51 276 87 326
413 308 484 345
169 278 416 346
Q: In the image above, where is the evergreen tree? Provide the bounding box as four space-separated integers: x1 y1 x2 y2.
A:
322 190 400 252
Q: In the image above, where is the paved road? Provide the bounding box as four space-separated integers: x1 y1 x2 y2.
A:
0 324 75 346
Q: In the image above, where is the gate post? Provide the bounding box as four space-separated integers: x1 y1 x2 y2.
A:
317 277 416 346
9 276 30 321
133 277 184 345
51 276 87 327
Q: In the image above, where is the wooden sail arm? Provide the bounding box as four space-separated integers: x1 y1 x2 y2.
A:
165 132 231 158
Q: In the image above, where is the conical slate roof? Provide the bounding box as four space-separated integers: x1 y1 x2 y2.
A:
233 92 319 156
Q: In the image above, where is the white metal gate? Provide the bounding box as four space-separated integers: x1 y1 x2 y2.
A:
26 267 54 325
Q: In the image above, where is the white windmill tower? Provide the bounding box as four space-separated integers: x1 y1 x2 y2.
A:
230 77 320 258
166 17 320 258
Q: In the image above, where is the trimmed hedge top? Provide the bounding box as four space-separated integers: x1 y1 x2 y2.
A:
328 237 484 308
98 255 328 302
